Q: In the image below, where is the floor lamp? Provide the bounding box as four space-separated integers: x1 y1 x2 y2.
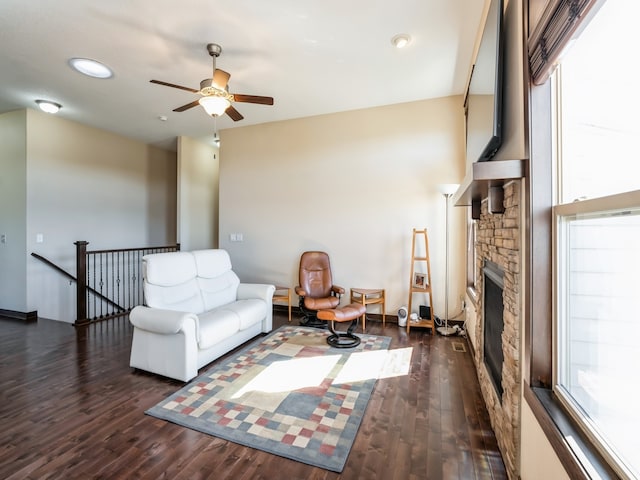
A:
437 183 460 336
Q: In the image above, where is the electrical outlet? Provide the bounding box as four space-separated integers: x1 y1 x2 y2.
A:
0 234 6 244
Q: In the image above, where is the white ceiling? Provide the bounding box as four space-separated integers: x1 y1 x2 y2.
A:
0 0 486 151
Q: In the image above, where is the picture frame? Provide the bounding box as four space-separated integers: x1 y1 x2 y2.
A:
413 272 427 289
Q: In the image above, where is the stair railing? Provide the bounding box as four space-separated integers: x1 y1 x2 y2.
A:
74 241 180 326
31 252 124 314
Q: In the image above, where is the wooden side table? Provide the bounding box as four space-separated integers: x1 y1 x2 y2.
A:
350 288 386 331
273 286 292 322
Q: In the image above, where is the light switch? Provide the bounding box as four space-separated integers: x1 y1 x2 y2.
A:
36 233 44 243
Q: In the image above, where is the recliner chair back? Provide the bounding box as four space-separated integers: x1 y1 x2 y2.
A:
298 251 333 298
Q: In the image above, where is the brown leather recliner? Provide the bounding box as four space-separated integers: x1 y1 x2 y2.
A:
295 251 345 327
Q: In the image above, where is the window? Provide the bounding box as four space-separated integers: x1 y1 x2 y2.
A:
466 215 478 294
555 197 640 478
551 0 640 477
555 0 640 203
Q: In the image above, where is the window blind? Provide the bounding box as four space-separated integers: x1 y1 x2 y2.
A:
528 0 605 85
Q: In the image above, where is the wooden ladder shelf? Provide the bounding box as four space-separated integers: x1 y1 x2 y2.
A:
407 228 435 334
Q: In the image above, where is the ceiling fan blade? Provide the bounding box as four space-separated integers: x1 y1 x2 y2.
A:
226 105 244 121
213 69 231 89
173 100 200 112
232 94 274 105
150 79 199 93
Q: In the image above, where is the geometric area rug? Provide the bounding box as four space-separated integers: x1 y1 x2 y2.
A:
146 325 392 472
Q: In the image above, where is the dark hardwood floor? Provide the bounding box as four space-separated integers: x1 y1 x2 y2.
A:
0 311 506 479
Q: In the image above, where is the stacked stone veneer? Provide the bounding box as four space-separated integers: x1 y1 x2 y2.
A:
473 180 521 479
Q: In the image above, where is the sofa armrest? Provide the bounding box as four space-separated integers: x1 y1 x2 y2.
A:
129 305 198 335
237 283 276 333
237 283 276 302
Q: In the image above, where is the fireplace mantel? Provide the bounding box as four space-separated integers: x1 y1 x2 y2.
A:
453 159 528 217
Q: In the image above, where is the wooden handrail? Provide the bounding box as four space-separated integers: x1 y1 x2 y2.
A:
87 243 180 255
31 252 76 282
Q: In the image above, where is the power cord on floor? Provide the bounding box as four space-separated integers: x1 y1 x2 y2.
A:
434 308 467 336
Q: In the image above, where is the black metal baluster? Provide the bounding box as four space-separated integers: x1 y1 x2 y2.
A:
91 253 96 321
127 250 132 312
99 253 104 319
116 250 121 314
108 252 113 315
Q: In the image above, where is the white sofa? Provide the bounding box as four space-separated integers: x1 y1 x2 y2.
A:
129 249 275 381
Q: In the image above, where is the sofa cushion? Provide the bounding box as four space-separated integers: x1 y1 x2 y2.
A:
217 299 267 330
197 273 240 310
196 299 266 350
144 279 204 313
144 251 197 286
197 309 241 349
193 249 240 311
142 252 205 313
193 249 232 277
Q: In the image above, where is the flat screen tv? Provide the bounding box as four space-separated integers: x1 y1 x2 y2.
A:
465 0 504 163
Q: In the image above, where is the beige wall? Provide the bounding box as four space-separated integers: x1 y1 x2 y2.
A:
520 401 570 480
177 136 219 251
219 97 467 318
3 109 177 321
0 110 28 312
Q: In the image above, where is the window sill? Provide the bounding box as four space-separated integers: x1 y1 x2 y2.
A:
524 383 619 479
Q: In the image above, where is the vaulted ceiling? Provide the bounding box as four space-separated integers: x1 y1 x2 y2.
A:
0 0 486 150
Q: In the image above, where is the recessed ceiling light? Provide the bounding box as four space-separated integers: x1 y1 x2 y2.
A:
391 34 412 49
35 100 62 114
68 58 113 79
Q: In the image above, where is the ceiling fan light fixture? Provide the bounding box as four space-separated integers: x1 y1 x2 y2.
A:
69 58 114 79
35 99 62 114
391 34 412 49
199 96 231 116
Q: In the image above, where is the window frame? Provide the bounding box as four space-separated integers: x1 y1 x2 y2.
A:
525 73 621 480
526 1 639 477
552 191 640 480
466 214 479 303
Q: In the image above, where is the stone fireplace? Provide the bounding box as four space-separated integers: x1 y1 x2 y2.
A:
469 180 521 479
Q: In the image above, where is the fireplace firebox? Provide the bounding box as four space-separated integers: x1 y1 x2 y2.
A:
483 260 504 399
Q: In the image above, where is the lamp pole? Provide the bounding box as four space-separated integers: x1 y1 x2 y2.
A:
437 184 459 336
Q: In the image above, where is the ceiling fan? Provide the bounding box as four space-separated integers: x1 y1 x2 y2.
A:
150 43 274 122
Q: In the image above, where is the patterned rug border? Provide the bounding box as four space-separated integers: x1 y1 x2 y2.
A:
145 325 392 472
